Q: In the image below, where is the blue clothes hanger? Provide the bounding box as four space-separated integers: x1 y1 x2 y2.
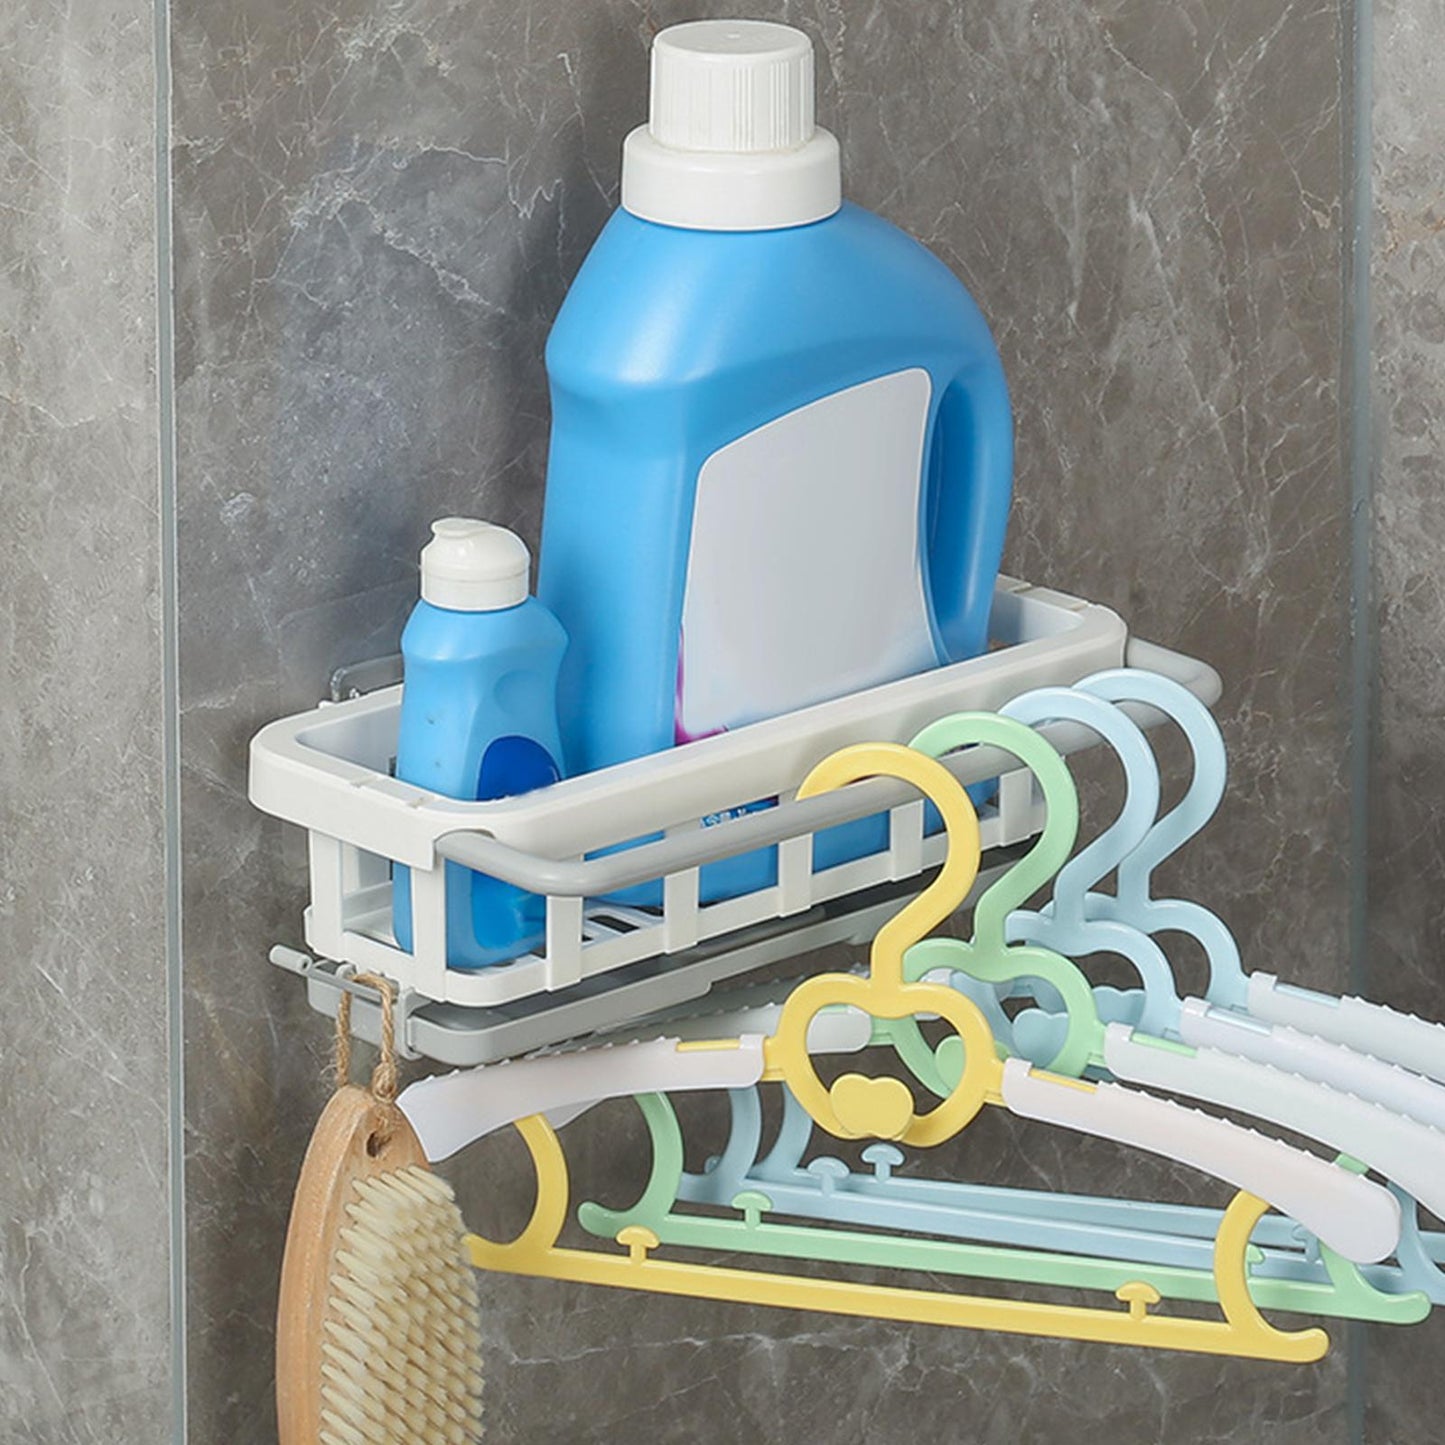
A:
977 672 1445 1283
1060 668 1445 1127
889 708 1445 1226
975 670 1445 1131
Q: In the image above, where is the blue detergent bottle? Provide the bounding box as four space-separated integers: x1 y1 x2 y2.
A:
537 19 1013 903
392 519 567 967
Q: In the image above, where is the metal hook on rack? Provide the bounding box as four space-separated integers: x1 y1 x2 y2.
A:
269 947 427 1061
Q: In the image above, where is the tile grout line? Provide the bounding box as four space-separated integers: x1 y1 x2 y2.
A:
152 0 186 1438
1347 0 1376 999
1343 0 1375 1439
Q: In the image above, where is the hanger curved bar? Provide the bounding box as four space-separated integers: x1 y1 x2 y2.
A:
694 1087 768 1204
1385 1184 1445 1305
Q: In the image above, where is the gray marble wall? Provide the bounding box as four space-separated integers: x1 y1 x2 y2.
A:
167 1 1362 1441
1364 0 1445 1439
0 3 175 1443
25 0 1443 1438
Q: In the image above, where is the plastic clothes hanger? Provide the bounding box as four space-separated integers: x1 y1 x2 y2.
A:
644 981 1422 1323
885 711 1445 1225
657 1085 1426 1325
992 680 1445 1131
1075 668 1445 1082
1058 668 1445 1124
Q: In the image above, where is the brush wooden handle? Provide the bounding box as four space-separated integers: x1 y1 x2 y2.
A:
276 1084 430 1445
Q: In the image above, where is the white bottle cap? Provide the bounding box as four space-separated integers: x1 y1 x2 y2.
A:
621 20 842 232
651 19 814 152
420 518 530 611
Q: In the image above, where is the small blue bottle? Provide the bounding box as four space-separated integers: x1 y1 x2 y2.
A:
538 20 1013 903
392 519 567 968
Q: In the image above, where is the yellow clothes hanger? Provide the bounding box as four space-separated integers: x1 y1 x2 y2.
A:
464 743 1332 1361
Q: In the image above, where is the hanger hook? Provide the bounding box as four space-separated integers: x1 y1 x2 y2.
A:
999 688 1161 919
797 742 982 984
908 712 1079 951
1076 669 1227 898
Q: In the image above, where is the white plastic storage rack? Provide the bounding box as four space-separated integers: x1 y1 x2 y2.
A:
249 578 1220 1064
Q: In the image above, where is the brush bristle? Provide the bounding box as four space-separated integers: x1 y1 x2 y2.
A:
319 1165 484 1444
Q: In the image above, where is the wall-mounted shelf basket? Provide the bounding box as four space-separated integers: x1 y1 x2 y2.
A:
249 578 1220 1064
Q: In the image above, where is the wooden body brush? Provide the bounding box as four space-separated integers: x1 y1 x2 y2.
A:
277 974 484 1444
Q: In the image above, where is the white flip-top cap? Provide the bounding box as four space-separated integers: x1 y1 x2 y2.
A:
621 20 842 232
420 518 529 611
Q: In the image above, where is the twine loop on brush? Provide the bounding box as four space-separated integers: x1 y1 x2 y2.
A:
334 972 400 1104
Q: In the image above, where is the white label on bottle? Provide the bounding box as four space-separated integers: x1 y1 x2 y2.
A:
678 368 936 740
